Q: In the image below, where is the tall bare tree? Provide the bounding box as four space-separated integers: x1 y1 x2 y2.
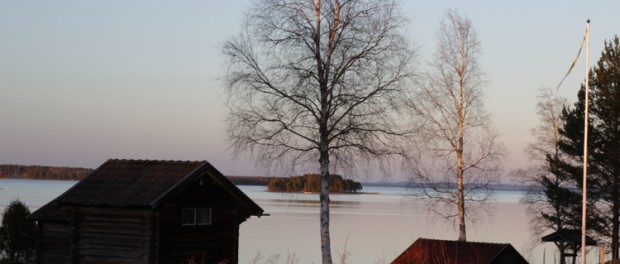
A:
223 0 415 263
515 88 582 264
520 87 572 227
407 10 505 242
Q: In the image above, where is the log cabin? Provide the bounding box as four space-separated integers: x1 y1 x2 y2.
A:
28 159 264 264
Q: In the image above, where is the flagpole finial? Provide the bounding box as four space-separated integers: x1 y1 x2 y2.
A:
587 19 590 23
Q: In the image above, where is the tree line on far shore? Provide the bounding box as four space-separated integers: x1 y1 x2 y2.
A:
0 165 92 181
267 174 363 194
0 165 366 192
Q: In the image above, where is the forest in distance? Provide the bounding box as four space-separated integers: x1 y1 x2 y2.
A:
0 165 362 192
0 164 92 181
0 164 532 191
0 164 275 184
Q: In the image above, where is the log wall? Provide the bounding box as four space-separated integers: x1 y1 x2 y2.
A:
74 207 153 264
37 221 72 264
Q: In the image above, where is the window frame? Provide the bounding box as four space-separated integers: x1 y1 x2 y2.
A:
182 207 212 226
196 207 212 226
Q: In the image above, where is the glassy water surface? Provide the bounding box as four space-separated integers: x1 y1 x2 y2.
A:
0 180 597 264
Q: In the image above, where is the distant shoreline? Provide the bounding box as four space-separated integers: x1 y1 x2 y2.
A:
0 177 536 191
0 165 92 181
0 177 78 181
267 190 377 195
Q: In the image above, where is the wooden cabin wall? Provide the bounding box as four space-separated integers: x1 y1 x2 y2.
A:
37 221 72 264
158 210 239 263
74 207 153 264
157 178 250 264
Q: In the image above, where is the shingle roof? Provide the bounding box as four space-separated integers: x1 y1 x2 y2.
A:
392 238 529 264
55 159 203 207
29 159 263 220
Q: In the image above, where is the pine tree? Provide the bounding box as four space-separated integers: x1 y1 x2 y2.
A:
556 35 620 260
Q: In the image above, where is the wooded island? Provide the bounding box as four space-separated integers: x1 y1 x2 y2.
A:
267 174 363 193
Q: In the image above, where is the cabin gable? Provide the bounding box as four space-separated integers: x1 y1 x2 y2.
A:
156 172 249 263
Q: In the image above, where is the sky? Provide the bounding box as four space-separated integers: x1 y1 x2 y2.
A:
1 1 619 181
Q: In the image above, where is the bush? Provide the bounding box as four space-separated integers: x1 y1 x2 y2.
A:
0 200 37 264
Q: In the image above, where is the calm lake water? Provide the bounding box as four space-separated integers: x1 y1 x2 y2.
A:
0 179 602 264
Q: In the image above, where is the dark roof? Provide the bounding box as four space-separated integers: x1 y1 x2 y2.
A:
27 202 71 222
541 229 597 246
392 238 529 264
29 159 263 220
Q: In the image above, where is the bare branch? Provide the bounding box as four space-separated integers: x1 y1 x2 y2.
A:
223 1 415 263
406 9 504 241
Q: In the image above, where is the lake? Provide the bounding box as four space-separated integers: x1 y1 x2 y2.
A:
0 179 601 264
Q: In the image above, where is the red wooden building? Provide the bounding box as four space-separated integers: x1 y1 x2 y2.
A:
29 159 264 264
392 238 529 264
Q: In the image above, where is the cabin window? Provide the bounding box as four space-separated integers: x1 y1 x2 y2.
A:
197 208 212 225
182 208 196 225
182 207 212 226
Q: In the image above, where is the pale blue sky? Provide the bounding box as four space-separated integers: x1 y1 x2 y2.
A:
1 1 618 180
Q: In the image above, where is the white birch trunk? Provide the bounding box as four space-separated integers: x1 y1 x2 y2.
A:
319 147 332 264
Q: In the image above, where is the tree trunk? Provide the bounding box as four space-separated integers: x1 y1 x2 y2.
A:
315 0 332 263
319 143 332 264
457 152 466 241
457 53 466 242
612 171 619 262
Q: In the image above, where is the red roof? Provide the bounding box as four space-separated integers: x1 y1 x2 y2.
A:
392 238 529 264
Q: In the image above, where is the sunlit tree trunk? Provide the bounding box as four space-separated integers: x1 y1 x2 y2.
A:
316 1 334 262
456 45 466 241
319 143 332 263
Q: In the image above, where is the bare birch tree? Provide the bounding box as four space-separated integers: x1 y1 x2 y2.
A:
407 10 505 242
519 87 571 226
223 0 416 263
526 87 568 166
515 87 584 264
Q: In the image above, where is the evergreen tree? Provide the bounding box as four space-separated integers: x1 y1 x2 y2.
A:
0 200 37 264
555 36 620 260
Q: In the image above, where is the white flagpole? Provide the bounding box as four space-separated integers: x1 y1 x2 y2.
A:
581 18 590 264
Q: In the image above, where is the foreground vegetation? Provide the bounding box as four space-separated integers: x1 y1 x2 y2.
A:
0 200 37 264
